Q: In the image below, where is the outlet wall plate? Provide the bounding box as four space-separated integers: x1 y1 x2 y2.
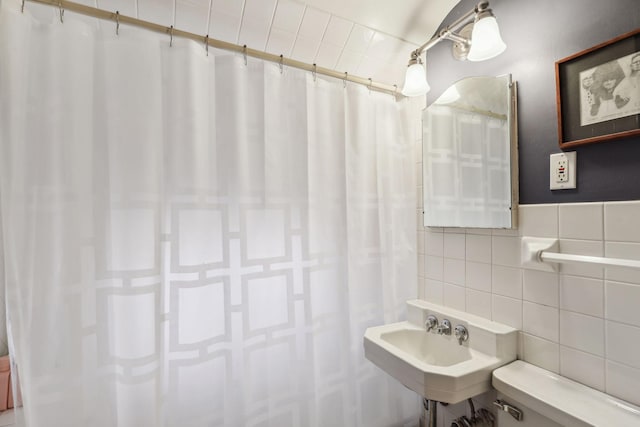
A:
550 151 576 190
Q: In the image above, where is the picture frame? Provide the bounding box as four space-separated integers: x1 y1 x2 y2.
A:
555 29 640 148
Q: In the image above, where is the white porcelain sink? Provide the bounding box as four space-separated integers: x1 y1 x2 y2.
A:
380 327 472 366
364 300 518 404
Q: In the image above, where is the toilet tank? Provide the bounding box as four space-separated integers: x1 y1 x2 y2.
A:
493 361 640 427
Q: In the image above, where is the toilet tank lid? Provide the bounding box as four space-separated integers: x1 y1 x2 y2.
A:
492 360 640 427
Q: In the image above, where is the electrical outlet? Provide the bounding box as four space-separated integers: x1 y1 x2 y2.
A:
556 158 568 182
550 151 576 190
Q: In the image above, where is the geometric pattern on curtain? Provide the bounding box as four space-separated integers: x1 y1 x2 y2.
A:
0 1 419 426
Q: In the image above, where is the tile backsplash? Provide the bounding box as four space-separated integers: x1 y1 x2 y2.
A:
418 201 640 407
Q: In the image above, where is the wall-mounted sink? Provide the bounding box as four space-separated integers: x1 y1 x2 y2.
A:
364 300 518 404
380 327 472 367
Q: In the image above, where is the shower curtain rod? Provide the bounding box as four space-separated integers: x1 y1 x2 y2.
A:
25 0 402 97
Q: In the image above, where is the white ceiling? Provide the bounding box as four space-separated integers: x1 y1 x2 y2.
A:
302 0 460 46
68 0 459 88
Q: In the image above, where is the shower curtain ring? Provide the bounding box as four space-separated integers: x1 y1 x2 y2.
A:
343 72 348 88
393 84 398 98
367 78 372 93
169 25 174 47
243 45 247 66
58 2 64 23
204 34 209 56
115 11 120 35
312 63 317 82
279 54 284 74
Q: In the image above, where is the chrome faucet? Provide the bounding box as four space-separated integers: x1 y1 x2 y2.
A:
454 324 469 345
436 319 451 335
425 315 438 332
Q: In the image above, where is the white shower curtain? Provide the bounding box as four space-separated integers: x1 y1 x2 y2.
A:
0 1 419 426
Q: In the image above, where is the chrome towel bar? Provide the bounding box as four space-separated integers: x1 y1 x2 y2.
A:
521 237 640 272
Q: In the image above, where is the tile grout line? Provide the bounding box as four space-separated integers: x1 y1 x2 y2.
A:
263 0 279 53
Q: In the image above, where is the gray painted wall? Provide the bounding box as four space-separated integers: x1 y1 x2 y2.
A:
426 0 640 204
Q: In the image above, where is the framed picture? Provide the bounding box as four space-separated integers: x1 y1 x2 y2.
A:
555 29 640 148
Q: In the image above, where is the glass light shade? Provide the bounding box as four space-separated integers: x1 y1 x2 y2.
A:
401 63 430 96
467 15 506 61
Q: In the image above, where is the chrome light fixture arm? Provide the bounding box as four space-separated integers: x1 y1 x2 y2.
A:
402 1 505 96
412 1 489 58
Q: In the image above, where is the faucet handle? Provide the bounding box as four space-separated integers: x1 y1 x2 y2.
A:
436 319 451 335
454 324 469 345
425 315 438 332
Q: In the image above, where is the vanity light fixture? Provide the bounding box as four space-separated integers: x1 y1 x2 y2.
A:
402 51 431 96
401 1 506 97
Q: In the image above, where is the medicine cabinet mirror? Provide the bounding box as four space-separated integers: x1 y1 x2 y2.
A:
422 74 518 228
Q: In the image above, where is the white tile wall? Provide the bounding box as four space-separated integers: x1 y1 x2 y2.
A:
265 28 296 56
238 0 277 50
322 15 353 46
559 202 603 240
606 361 640 406
313 42 342 69
425 230 443 256
606 321 640 370
492 265 522 299
291 36 322 64
271 0 305 33
343 24 374 52
418 200 640 407
443 258 465 286
466 288 492 319
521 333 559 373
465 261 491 292
443 233 465 259
523 270 558 307
605 280 640 326
492 295 522 329
424 279 444 304
491 235 520 267
523 301 558 342
559 310 604 356
297 6 330 39
443 283 465 311
605 201 640 242
605 242 640 284
559 346 605 390
465 234 491 263
424 255 443 281
175 0 210 34
559 275 603 317
138 0 173 27
519 204 558 237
